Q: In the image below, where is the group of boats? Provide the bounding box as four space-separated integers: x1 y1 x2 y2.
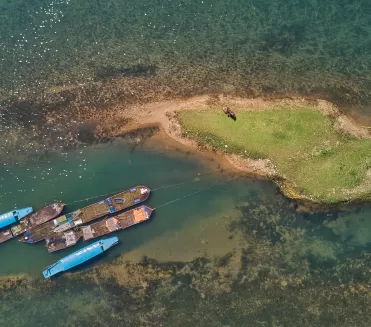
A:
0 185 152 278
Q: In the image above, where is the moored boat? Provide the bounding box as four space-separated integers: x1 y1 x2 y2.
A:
28 202 65 227
0 203 65 244
0 207 33 229
13 202 65 237
82 205 153 241
42 236 119 278
22 186 150 244
45 205 153 252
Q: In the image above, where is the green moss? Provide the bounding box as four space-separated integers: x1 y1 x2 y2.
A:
178 107 371 203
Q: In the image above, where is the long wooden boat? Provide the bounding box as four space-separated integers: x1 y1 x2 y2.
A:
82 205 153 240
0 203 64 244
45 205 153 253
22 186 150 244
42 236 119 278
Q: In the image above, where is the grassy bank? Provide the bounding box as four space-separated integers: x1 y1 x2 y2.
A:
178 107 371 203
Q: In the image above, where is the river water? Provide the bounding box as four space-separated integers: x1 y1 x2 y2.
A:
1 0 371 326
1 140 371 326
0 140 254 276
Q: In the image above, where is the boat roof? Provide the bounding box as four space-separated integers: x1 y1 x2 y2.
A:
0 207 33 229
61 242 105 270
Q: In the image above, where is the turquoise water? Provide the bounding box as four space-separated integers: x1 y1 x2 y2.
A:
0 141 371 325
1 0 371 325
0 141 243 276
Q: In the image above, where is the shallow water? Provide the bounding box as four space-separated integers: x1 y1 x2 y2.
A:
1 141 371 325
0 140 246 276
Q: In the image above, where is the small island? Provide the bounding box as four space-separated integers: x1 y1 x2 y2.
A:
170 97 370 204
116 95 370 205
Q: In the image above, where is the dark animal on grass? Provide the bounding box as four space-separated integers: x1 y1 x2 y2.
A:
223 107 237 121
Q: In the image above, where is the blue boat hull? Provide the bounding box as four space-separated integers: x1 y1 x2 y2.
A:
0 207 33 229
42 236 119 278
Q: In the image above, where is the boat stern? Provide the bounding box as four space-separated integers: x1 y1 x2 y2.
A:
140 186 150 195
101 236 119 251
53 202 65 215
138 186 151 202
42 262 63 279
42 268 52 279
143 205 153 218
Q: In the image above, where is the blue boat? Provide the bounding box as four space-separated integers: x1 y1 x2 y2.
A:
0 207 33 229
42 236 119 278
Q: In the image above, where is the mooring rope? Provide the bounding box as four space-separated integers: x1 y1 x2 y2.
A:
64 161 270 207
65 169 227 206
152 175 241 211
66 191 123 205
149 169 226 191
360 125 371 129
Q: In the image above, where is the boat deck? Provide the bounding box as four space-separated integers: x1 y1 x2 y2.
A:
0 229 14 244
11 223 27 237
45 205 153 252
23 186 150 244
82 205 153 241
0 223 28 244
121 205 153 229
81 217 122 241
46 231 82 253
28 203 65 226
0 203 65 244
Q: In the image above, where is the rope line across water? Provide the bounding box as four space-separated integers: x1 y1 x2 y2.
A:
64 169 226 206
152 175 241 211
150 169 225 192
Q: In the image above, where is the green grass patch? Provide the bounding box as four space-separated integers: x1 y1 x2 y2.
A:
178 107 371 203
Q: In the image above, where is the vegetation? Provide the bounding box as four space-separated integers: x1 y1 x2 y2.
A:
3 197 371 326
178 107 371 203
